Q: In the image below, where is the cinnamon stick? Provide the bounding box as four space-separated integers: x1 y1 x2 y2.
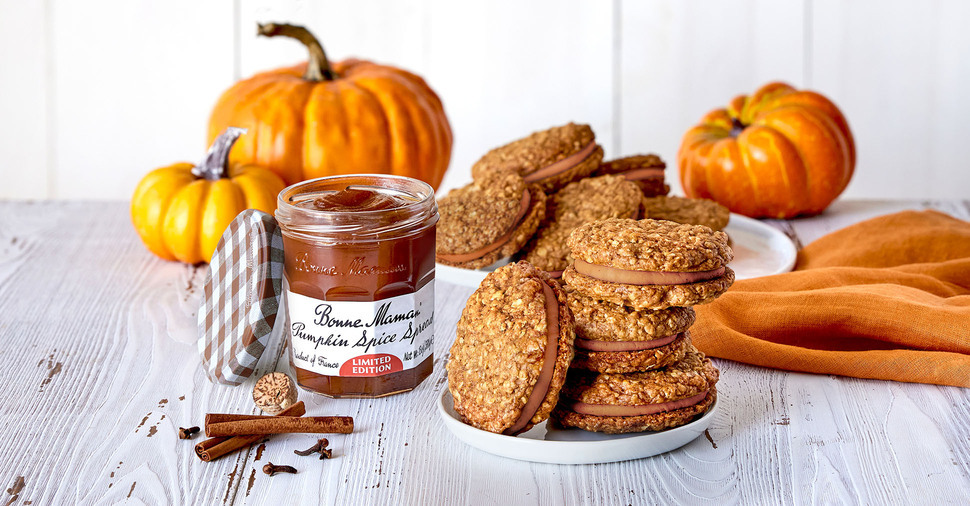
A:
194 435 254 462
194 401 306 462
206 416 354 437
205 412 303 425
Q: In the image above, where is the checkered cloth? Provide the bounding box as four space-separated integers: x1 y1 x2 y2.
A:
198 209 284 385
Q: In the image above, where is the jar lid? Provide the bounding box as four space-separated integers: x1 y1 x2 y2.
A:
198 209 284 385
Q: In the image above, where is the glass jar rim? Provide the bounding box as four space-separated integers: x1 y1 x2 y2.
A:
275 174 438 242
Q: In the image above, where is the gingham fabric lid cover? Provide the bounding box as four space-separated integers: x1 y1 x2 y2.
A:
198 209 284 385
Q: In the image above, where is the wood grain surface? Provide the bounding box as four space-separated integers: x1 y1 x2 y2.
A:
0 200 968 505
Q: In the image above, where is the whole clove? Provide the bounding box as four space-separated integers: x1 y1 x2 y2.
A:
262 462 297 476
294 438 332 459
178 426 201 440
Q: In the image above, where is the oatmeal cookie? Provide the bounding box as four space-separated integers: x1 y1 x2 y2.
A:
563 266 735 310
571 332 694 374
521 175 641 276
436 171 546 269
550 347 719 433
565 287 695 341
642 196 730 231
564 287 695 372
471 123 604 193
594 154 670 197
563 218 735 309
446 261 575 435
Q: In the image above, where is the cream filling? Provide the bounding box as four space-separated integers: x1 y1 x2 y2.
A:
504 282 560 436
438 191 531 263
574 259 725 285
622 168 665 182
565 390 708 417
523 142 597 183
575 332 681 352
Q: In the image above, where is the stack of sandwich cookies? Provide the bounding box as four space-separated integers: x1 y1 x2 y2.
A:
562 218 735 309
551 217 733 434
593 154 669 198
446 262 575 435
436 171 546 270
471 123 604 193
521 174 642 277
565 287 695 373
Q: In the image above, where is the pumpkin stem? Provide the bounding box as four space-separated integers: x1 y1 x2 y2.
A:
729 117 746 137
257 22 336 82
193 127 247 181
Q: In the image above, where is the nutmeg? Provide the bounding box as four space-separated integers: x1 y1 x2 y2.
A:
252 372 299 414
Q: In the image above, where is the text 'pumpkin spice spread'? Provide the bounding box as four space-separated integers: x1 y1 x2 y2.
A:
275 175 438 398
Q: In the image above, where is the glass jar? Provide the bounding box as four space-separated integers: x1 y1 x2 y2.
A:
275 175 438 398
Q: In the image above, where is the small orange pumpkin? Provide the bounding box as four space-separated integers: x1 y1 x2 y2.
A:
207 23 453 188
678 82 855 219
131 128 286 264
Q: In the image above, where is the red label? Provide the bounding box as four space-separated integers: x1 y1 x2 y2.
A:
339 354 404 377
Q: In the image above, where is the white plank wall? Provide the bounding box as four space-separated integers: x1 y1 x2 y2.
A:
812 0 970 200
0 2 49 199
1 0 968 200
618 0 806 197
49 0 236 200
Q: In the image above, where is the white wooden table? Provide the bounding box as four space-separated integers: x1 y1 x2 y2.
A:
1 199 968 505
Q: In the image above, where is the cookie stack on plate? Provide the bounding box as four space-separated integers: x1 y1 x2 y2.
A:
549 218 734 434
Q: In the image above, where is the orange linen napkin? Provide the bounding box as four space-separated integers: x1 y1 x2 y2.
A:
692 210 970 387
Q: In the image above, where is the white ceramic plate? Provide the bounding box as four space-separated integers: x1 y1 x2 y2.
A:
724 213 798 279
438 389 718 464
435 213 797 288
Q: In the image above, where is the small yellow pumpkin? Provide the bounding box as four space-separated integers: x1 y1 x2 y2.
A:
131 128 286 264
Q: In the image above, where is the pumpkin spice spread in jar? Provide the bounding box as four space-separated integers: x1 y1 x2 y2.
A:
275 175 438 398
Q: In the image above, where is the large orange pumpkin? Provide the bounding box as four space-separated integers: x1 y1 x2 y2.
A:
678 82 855 219
207 23 453 188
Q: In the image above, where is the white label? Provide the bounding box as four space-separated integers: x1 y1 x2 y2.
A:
286 283 434 377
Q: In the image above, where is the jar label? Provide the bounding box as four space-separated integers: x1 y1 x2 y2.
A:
286 283 434 377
